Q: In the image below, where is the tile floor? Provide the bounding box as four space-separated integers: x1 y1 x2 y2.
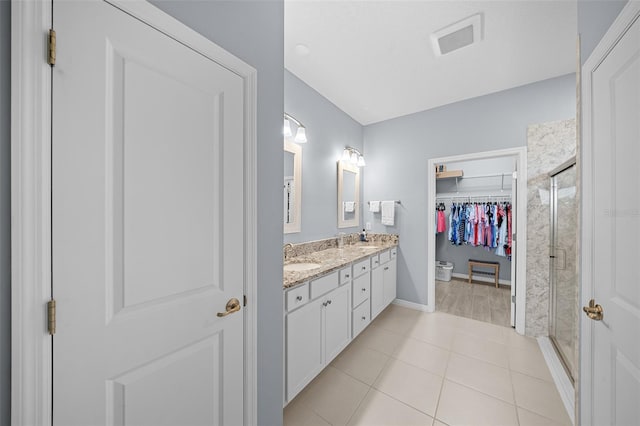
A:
436 278 511 327
284 305 571 426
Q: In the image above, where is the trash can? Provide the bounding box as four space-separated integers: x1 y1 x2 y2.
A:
435 261 454 281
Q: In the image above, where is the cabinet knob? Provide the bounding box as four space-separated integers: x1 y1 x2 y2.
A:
362 266 366 270
296 295 302 301
384 266 389 271
361 316 366 321
362 288 366 292
327 300 332 305
345 274 350 278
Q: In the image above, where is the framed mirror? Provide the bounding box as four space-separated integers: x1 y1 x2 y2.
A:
337 161 360 228
284 140 302 233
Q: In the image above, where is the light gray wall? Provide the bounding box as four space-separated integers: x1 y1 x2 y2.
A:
284 70 364 244
148 2 284 425
363 74 577 306
1 1 10 424
578 0 628 63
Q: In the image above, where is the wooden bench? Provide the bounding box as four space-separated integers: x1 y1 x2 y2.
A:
468 259 500 288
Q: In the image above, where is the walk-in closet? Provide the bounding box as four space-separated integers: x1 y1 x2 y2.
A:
431 154 520 328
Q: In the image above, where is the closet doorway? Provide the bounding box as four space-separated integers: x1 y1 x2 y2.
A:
427 148 527 334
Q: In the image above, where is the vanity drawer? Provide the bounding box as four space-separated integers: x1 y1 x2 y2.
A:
379 250 391 264
310 271 339 300
352 300 371 338
352 273 370 308
286 283 309 312
390 247 397 258
370 254 381 269
340 266 352 285
353 258 370 277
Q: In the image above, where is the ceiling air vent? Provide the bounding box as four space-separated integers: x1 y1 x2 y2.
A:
431 13 483 56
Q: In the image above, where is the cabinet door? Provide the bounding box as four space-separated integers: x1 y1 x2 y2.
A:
371 266 385 319
383 257 397 307
286 297 323 401
323 284 351 364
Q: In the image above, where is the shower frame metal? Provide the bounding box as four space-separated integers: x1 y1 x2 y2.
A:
548 157 577 383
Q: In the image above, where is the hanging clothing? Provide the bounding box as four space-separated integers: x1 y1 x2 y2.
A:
457 204 466 245
437 199 512 260
436 204 446 233
495 204 507 257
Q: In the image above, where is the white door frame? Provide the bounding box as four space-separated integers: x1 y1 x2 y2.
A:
427 147 528 334
580 2 640 424
10 1 258 424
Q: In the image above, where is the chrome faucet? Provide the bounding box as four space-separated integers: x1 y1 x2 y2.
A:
283 243 294 260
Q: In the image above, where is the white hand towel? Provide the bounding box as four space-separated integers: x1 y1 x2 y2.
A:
344 201 355 213
369 201 380 213
381 201 395 226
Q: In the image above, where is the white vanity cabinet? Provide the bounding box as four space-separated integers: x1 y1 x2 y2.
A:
371 262 385 320
284 248 397 403
383 256 397 306
371 248 397 320
285 271 351 402
286 295 323 401
323 284 351 363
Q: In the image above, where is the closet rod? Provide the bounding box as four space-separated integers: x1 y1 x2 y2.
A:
459 172 510 179
436 195 511 202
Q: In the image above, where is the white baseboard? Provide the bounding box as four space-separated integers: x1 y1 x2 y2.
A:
392 298 433 313
450 272 511 287
537 337 575 425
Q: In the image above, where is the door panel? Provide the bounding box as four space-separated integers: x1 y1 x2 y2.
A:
53 1 245 424
324 285 350 363
589 13 640 425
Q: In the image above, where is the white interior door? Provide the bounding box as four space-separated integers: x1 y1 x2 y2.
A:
582 8 640 425
52 1 245 424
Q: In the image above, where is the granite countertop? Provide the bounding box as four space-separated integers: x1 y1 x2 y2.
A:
283 241 398 289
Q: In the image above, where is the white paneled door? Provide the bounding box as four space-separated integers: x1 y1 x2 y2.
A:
52 1 245 425
583 5 640 425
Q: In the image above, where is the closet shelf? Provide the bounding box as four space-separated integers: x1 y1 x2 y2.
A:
436 170 463 179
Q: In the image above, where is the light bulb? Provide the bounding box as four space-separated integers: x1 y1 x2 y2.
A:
283 118 293 137
350 152 358 164
341 149 351 162
357 155 366 167
294 127 307 143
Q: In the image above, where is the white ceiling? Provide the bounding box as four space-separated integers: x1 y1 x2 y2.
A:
285 0 577 125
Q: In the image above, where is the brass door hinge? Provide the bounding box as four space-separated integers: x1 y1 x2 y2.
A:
47 299 56 335
47 29 56 66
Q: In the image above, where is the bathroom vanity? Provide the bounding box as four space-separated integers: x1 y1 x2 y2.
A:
283 237 398 403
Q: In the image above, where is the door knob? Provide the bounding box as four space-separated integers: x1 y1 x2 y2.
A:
583 299 603 321
217 298 241 317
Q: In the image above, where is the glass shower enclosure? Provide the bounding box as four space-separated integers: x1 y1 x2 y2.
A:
549 161 578 382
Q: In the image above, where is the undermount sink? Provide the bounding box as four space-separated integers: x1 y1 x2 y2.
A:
284 262 322 272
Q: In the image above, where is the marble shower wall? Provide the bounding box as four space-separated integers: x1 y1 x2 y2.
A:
525 119 576 337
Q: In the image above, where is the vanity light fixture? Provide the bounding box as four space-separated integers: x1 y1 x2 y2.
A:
341 146 365 167
284 113 307 143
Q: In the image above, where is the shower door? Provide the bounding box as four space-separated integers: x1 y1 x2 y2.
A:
549 162 578 382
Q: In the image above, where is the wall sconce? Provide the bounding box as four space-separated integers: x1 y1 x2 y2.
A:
284 113 307 143
341 146 365 167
